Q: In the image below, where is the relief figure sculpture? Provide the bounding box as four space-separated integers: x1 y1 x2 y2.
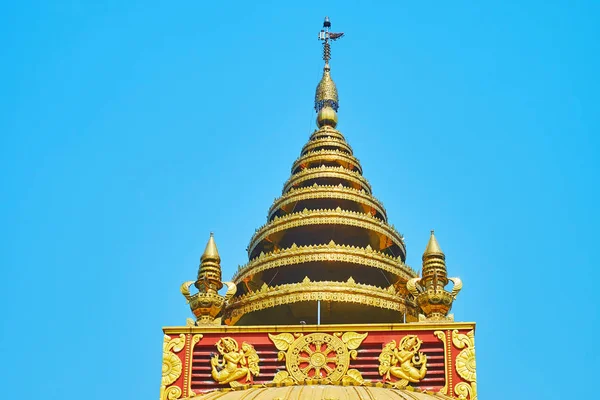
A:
211 337 259 387
378 335 427 388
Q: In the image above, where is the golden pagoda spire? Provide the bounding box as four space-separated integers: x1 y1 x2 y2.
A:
180 233 237 325
407 231 462 322
315 16 344 128
196 232 223 293
421 230 448 289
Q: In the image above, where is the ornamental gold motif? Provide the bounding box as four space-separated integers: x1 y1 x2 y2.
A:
210 337 260 387
453 330 477 400
232 241 415 284
161 334 186 400
268 332 367 385
292 149 362 173
378 335 428 389
268 184 386 220
248 208 404 256
225 277 407 324
283 165 372 193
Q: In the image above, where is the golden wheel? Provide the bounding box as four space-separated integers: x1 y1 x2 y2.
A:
286 333 350 382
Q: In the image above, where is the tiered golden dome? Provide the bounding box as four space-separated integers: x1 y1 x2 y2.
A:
181 18 462 328
215 58 418 326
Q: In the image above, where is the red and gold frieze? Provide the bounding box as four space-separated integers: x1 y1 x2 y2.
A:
160 322 476 399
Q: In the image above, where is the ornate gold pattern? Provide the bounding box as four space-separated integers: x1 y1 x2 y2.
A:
283 165 371 194
452 330 477 400
181 234 238 325
211 337 260 387
301 137 353 155
407 231 462 321
233 241 415 284
268 184 386 220
434 331 448 395
292 149 362 174
161 334 186 400
186 334 203 397
268 331 367 384
378 335 427 388
310 126 345 141
248 208 404 258
225 277 407 325
315 68 338 112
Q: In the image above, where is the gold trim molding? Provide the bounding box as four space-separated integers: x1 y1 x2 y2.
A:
268 184 386 220
434 331 448 395
301 137 353 155
453 329 477 400
310 126 345 141
225 277 407 325
164 322 476 335
291 149 362 174
186 334 203 397
283 165 372 194
233 241 415 284
161 334 186 400
248 208 405 258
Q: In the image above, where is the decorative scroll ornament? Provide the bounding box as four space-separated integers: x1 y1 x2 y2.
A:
161 334 186 400
211 337 260 387
269 332 367 385
453 330 477 400
378 335 428 388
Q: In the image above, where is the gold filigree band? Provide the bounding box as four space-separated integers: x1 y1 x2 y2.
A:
291 150 362 174
268 184 386 220
301 138 353 155
225 277 407 324
283 166 372 194
247 208 405 258
233 241 415 284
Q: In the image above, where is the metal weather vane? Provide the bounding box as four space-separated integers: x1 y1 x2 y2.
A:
318 16 344 66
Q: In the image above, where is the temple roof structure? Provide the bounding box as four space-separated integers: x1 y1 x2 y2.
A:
162 17 476 400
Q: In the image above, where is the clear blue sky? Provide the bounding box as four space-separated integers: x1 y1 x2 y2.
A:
1 1 598 399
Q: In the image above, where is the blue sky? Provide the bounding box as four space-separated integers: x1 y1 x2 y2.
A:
1 1 598 399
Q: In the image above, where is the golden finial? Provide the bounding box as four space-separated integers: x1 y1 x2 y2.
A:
196 232 223 292
406 231 462 322
181 232 237 325
423 230 444 257
201 232 221 263
315 17 344 128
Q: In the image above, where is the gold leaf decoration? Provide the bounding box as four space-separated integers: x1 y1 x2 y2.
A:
272 371 295 385
268 333 296 351
163 386 182 400
341 331 368 350
452 330 477 400
162 352 182 386
341 369 365 385
160 334 185 400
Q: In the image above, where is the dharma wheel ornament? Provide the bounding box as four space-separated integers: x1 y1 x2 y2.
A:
180 233 237 325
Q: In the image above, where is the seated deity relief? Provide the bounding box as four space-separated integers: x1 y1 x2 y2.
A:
378 335 428 388
210 337 260 387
